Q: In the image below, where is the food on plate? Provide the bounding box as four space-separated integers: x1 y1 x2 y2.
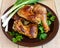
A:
17 5 41 24
1 0 56 43
1 0 38 31
13 18 38 38
17 4 50 32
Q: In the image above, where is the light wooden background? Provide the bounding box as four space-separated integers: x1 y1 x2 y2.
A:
0 0 60 48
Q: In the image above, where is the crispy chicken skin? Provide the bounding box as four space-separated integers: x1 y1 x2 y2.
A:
33 4 50 32
17 4 50 32
17 5 41 24
13 19 38 38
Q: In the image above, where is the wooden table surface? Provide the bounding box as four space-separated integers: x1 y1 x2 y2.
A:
0 0 60 48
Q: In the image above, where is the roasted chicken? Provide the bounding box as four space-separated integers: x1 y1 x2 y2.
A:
13 17 38 38
17 4 50 32
33 4 50 32
17 5 41 24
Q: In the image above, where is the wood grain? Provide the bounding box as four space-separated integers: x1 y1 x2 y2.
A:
40 0 56 13
55 0 60 22
19 46 42 48
0 0 2 10
0 0 2 13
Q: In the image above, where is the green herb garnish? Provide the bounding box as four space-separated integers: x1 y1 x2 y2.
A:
38 33 47 40
9 31 23 43
47 20 52 26
50 16 55 21
38 12 56 40
12 38 17 43
38 23 47 40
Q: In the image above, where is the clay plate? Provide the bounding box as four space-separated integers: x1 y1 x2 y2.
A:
1 3 59 47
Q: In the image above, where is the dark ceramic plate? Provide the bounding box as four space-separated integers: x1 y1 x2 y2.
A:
1 3 59 47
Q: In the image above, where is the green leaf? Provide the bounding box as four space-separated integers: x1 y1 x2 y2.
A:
15 33 19 36
39 26 44 33
39 33 47 40
47 20 51 26
14 0 39 6
16 36 23 41
50 16 55 21
14 0 23 6
9 32 15 36
41 33 47 39
47 12 52 17
9 32 13 36
28 0 38 4
12 38 17 43
9 31 23 42
38 34 41 39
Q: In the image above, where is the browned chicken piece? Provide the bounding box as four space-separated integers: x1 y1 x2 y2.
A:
13 14 30 25
12 14 20 20
17 4 50 32
13 19 38 38
33 4 50 32
17 5 41 24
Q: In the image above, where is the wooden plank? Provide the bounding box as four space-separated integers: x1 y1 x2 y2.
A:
55 0 60 22
0 0 2 10
40 0 56 13
0 0 18 48
1 0 16 14
19 46 28 48
19 45 42 48
41 0 60 48
0 0 2 14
